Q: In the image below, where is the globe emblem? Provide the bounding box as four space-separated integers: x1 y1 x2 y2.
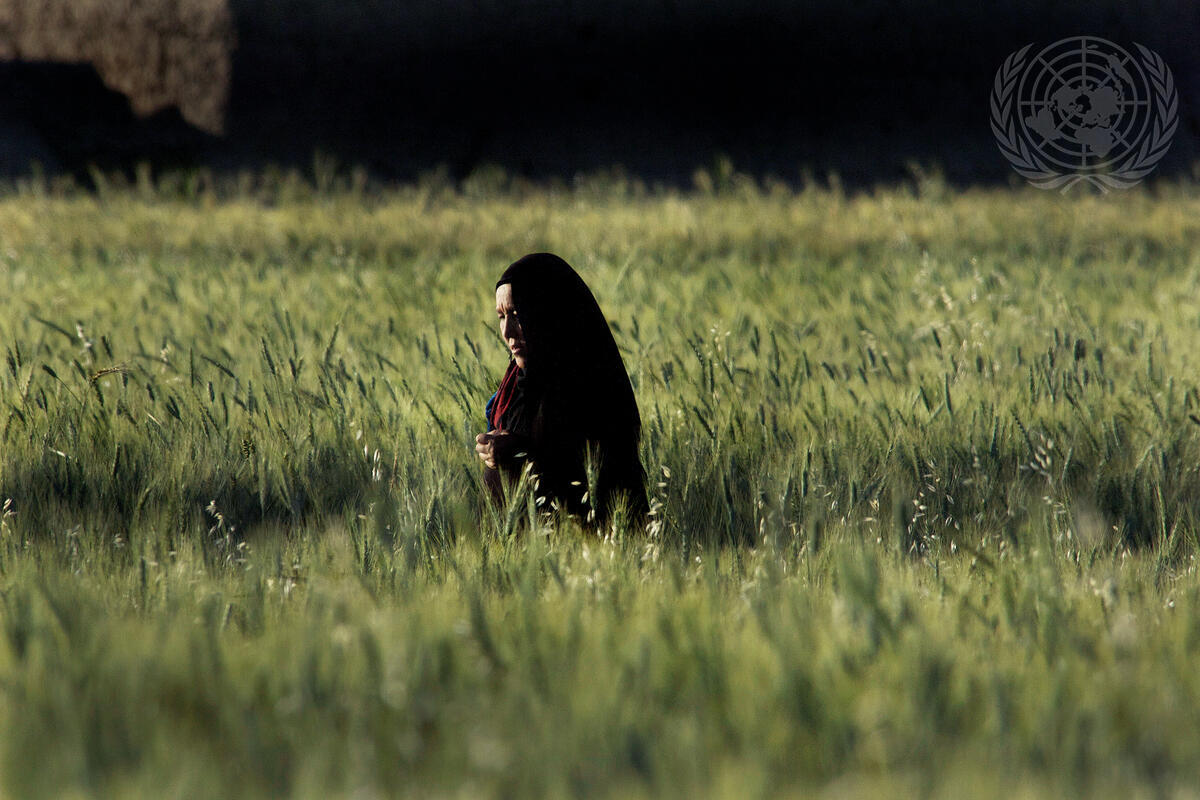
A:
1015 37 1151 171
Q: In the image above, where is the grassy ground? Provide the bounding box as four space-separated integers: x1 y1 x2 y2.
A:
2 171 1200 797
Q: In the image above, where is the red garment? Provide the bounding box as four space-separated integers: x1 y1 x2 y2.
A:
490 360 521 431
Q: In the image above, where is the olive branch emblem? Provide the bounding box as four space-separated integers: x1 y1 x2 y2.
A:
990 40 1178 192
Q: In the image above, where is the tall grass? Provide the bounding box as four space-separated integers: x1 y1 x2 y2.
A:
0 172 1199 796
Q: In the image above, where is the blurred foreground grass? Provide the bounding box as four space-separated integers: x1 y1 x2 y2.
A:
1 172 1200 797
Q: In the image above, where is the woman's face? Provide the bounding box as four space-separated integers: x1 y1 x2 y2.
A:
495 283 527 369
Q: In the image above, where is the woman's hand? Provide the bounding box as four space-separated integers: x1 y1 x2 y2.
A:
475 430 526 469
475 432 498 469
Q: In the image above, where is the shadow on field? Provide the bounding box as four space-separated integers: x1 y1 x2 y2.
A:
653 410 1185 556
0 423 1183 556
0 443 396 546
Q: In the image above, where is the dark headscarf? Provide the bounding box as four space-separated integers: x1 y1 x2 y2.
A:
488 253 647 523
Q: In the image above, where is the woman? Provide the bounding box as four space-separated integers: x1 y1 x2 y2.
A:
475 253 648 526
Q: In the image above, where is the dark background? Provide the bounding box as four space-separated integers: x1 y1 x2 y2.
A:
1 0 1198 187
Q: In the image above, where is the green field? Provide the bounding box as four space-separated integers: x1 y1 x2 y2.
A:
2 170 1200 797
